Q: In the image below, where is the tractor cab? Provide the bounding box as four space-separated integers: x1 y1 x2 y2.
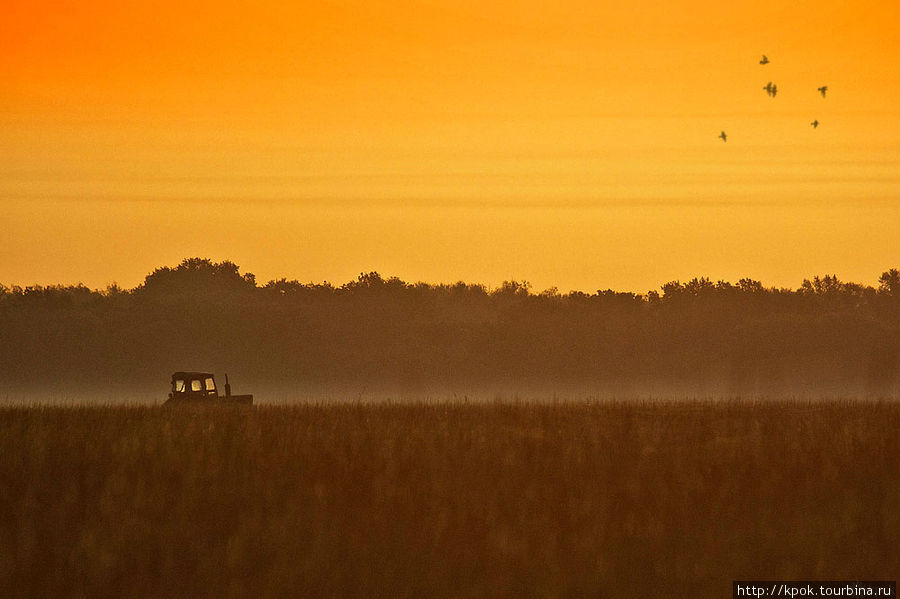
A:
170 372 218 399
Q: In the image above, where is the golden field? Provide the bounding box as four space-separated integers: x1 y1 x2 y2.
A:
1 400 897 598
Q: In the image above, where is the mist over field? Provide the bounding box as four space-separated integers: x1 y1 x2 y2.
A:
2 258 898 404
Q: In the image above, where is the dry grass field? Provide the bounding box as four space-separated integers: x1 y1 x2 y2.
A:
1 400 897 598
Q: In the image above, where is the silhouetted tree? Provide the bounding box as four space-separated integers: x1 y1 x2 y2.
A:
879 269 900 295
138 258 256 298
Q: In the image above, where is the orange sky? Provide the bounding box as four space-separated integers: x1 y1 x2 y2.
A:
2 0 899 292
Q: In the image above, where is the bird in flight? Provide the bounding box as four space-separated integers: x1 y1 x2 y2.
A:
818 86 828 98
763 82 777 97
759 55 770 65
719 131 728 142
811 120 819 128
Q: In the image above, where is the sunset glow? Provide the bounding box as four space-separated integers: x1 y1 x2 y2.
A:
3 0 899 291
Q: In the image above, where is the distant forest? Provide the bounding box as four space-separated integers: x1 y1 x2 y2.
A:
2 258 899 396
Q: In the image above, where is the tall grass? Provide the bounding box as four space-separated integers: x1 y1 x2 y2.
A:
1 400 897 598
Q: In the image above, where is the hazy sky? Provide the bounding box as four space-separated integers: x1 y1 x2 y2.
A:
2 0 899 292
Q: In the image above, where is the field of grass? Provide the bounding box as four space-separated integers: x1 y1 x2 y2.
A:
1 400 897 598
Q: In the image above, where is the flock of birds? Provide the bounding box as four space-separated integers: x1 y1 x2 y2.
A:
718 55 828 142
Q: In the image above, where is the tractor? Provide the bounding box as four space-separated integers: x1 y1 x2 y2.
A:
165 371 254 405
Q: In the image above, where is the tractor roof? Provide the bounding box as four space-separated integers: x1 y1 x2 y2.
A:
171 371 214 379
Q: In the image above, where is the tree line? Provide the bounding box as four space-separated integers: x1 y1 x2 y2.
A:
2 258 898 396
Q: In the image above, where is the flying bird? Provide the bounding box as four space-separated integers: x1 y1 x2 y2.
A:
811 120 819 128
759 55 769 65
818 86 828 98
763 82 777 97
719 131 727 142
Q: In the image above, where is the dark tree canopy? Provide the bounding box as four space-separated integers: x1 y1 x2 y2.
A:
138 258 257 297
1 259 898 397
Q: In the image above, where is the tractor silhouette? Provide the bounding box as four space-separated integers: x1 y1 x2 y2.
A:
165 371 253 405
